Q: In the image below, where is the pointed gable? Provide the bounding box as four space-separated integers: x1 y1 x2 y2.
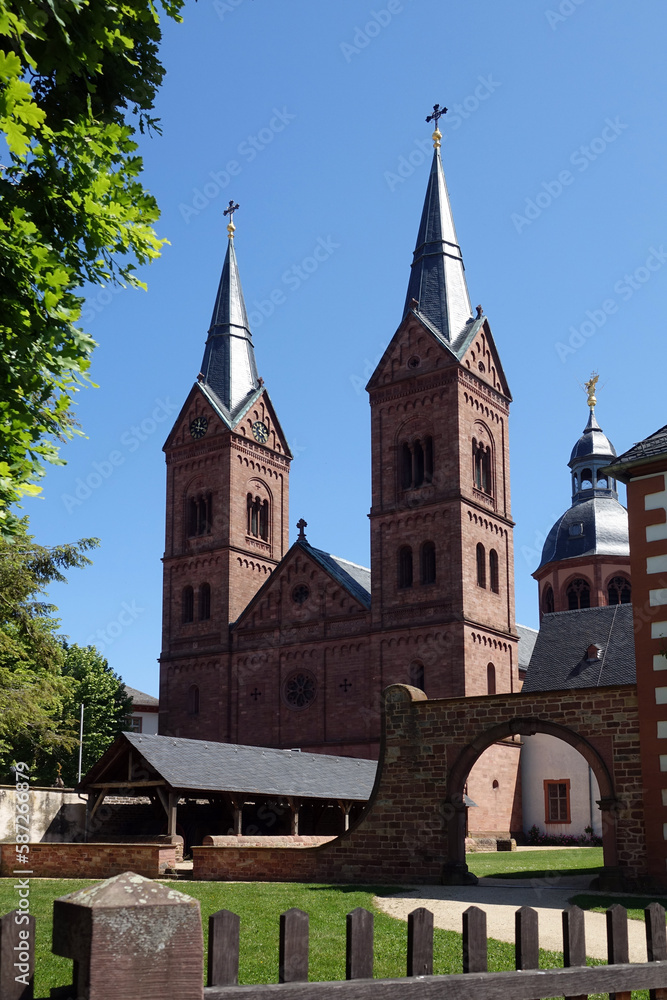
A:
456 316 512 399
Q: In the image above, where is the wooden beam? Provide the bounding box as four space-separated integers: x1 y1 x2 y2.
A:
88 788 108 822
86 780 166 789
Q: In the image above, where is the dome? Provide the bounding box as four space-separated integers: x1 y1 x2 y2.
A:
568 410 616 466
537 496 629 571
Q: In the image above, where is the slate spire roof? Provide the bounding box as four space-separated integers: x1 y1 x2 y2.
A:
403 146 474 342
199 233 260 418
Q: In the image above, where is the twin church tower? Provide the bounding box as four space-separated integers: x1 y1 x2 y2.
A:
158 116 519 757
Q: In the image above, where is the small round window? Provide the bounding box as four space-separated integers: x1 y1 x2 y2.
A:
292 584 310 605
283 671 317 710
407 355 420 369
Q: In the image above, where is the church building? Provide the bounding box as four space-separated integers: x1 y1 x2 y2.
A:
157 117 636 841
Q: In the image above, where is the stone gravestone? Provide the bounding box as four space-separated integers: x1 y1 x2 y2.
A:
52 870 203 1000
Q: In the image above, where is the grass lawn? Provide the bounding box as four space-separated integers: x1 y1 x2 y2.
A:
467 846 604 880
571 893 667 922
1 878 572 997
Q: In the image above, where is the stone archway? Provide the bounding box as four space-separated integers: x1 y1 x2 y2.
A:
443 717 619 885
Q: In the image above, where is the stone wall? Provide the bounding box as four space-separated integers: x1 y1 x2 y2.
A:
0 786 86 843
191 683 647 887
0 842 176 879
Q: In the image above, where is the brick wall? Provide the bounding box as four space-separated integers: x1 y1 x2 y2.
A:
0 842 177 879
191 683 646 886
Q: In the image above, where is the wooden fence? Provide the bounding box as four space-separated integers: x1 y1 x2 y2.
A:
3 886 667 999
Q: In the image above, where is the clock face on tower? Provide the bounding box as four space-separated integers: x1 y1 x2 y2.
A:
252 420 269 444
190 415 208 439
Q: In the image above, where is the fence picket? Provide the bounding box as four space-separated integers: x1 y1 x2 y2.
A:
407 907 433 976
645 902 667 1000
208 909 240 987
462 905 487 973
0 910 34 1000
346 907 373 980
562 905 586 1000
279 908 309 983
515 906 539 971
607 903 630 1000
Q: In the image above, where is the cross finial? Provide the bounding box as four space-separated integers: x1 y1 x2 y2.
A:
224 200 240 238
426 103 448 148
297 518 307 541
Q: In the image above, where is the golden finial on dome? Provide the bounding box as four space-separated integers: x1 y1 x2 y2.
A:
584 371 599 410
223 199 239 239
426 103 447 149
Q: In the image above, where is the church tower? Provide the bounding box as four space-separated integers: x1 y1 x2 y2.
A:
533 378 631 618
159 207 291 737
367 114 519 699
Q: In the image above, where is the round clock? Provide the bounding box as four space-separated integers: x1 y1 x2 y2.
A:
252 420 269 443
190 415 208 439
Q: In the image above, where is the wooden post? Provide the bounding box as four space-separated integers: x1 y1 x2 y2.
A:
346 908 373 980
562 905 586 1000
208 909 240 987
337 800 352 833
0 910 34 1000
407 907 433 976
279 908 308 983
167 791 178 839
288 798 299 836
52 870 203 1000
462 905 487 973
515 906 539 971
607 904 630 1000
645 902 667 1000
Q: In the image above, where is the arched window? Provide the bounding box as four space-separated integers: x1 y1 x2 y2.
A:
199 582 211 620
420 541 436 585
476 543 486 588
247 494 269 540
188 494 211 536
188 684 200 716
542 585 555 615
409 660 425 691
413 440 425 487
182 585 194 624
487 663 496 695
597 473 609 489
473 440 492 495
580 468 593 490
608 576 631 605
567 578 591 610
401 443 412 489
424 437 434 483
398 546 413 589
489 549 499 593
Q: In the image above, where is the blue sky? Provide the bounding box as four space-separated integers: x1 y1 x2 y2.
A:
25 0 667 696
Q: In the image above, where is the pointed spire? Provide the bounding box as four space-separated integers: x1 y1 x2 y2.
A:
403 115 473 342
199 204 260 416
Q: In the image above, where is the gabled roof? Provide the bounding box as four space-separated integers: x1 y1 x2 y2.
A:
605 423 667 482
124 685 158 707
81 732 377 801
233 537 370 629
522 604 635 692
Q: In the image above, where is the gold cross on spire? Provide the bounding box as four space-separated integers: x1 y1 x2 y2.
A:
224 200 240 239
426 103 448 149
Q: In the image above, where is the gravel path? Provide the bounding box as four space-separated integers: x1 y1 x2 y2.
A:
374 877 650 962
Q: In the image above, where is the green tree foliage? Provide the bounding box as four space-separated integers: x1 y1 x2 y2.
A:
59 642 132 786
0 0 185 532
0 519 98 779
